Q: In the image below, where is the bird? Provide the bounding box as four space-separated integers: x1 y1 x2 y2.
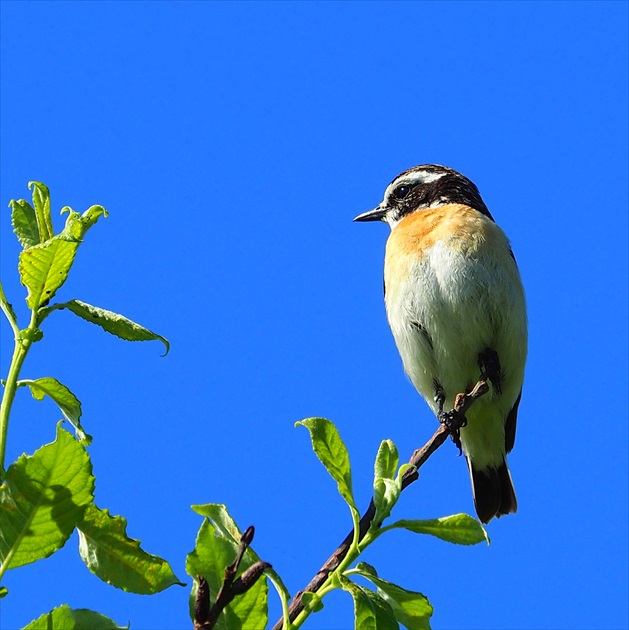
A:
354 165 527 524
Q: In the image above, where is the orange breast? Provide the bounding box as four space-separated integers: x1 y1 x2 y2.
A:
383 203 511 297
386 203 498 259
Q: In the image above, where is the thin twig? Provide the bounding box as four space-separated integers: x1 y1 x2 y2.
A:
194 525 271 630
271 378 489 630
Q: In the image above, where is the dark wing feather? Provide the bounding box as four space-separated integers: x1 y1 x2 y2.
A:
505 389 522 454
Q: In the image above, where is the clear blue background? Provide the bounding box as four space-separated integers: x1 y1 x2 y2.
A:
1 2 627 629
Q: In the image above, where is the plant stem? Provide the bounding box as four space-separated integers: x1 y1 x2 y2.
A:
0 314 35 475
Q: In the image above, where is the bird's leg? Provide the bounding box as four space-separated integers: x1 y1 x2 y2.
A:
434 379 466 455
478 347 502 394
433 379 445 414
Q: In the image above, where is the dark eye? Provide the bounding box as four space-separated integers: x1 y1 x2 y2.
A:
392 184 412 200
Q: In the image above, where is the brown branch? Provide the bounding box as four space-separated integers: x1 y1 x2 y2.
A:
194 525 272 630
194 576 211 629
271 378 489 630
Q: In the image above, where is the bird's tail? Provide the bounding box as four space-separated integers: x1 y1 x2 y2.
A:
467 457 517 524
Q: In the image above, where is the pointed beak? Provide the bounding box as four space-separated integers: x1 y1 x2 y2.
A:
353 205 386 222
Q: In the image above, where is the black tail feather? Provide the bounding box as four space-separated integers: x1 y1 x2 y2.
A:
468 458 517 524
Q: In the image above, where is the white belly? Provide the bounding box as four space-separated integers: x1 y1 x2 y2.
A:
385 240 527 467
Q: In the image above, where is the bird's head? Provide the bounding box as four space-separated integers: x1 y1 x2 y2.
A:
354 164 493 228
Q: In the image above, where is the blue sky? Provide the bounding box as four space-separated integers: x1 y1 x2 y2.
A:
1 1 627 629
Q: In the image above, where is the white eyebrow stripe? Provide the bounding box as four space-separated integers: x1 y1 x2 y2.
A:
384 169 448 198
399 170 448 185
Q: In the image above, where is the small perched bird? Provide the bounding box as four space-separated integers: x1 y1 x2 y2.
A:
354 165 527 524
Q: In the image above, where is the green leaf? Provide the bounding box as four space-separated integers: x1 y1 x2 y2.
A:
9 184 106 254
19 377 91 445
373 478 399 525
50 299 170 355
191 502 292 596
354 561 378 576
77 503 184 594
191 503 292 592
374 440 399 481
23 604 128 630
296 418 356 511
9 198 39 248
186 507 268 630
389 513 489 545
372 441 405 525
343 579 399 630
353 563 433 630
191 503 248 546
15 188 107 311
18 237 79 310
60 204 108 241
0 424 94 571
29 181 54 242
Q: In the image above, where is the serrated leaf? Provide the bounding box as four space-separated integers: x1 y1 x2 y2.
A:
0 424 94 571
9 198 39 248
186 514 268 630
374 440 399 481
19 377 91 445
14 184 106 311
23 604 128 630
353 564 433 630
29 181 53 242
343 580 399 630
296 418 356 511
77 503 184 594
18 237 79 310
53 299 169 354
389 513 489 545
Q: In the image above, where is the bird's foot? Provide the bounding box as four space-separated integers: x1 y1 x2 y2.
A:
438 409 467 456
